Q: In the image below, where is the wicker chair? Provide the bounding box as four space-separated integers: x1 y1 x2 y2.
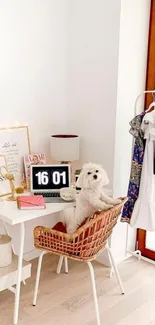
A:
33 198 127 325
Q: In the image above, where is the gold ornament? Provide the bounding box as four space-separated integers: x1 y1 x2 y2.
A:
0 166 17 201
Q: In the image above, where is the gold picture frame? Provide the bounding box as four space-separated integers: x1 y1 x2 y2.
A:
0 126 31 194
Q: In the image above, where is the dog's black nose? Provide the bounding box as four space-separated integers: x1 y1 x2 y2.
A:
93 174 97 179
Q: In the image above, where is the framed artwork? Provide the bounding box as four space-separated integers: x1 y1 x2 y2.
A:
0 155 11 197
0 126 31 187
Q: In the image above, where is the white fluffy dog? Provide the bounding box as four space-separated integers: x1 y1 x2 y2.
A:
62 162 121 234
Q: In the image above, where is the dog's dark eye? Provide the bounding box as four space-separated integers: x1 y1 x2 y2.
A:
96 170 99 173
87 172 92 175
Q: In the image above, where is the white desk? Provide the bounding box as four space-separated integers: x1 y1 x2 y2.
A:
0 199 75 325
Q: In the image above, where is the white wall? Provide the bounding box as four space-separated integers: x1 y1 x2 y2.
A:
0 0 68 256
112 0 151 262
66 0 151 264
0 0 68 153
66 0 121 187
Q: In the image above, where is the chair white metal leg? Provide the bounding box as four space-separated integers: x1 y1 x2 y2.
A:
87 262 101 325
56 256 68 274
106 244 125 295
33 251 46 306
64 257 68 274
56 256 64 274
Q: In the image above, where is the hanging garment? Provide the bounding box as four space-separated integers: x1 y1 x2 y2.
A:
130 110 155 231
121 113 145 224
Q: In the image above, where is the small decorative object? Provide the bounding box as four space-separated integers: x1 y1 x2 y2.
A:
0 165 17 201
0 126 31 187
0 235 12 267
16 187 24 194
60 187 76 201
5 173 16 201
17 195 46 210
24 153 46 190
21 174 27 190
50 134 79 164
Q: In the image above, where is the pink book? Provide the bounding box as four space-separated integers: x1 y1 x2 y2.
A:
17 195 46 210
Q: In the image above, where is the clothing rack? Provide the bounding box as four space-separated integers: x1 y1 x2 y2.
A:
125 89 155 265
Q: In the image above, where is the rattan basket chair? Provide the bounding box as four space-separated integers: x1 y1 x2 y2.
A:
33 198 127 325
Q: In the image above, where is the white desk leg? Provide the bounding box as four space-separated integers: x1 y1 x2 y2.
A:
13 222 25 325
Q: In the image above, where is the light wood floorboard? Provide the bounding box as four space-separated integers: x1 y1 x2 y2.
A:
0 254 155 325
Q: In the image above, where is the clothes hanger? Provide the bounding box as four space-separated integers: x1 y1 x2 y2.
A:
145 91 155 112
134 89 155 115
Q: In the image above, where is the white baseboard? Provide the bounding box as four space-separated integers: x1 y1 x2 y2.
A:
24 249 43 261
96 251 111 267
24 249 125 270
25 249 111 266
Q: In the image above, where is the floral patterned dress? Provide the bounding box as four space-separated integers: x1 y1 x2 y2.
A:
121 113 145 224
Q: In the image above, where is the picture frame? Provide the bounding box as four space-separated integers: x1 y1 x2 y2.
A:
0 126 31 187
0 155 11 197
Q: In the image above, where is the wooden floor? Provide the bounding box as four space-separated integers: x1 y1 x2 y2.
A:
1 255 155 325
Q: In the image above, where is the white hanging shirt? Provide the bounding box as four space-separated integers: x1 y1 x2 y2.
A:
130 110 155 231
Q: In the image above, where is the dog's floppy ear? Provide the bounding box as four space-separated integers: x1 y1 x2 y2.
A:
76 170 84 188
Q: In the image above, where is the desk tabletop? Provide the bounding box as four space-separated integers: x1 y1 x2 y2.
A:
0 199 75 225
